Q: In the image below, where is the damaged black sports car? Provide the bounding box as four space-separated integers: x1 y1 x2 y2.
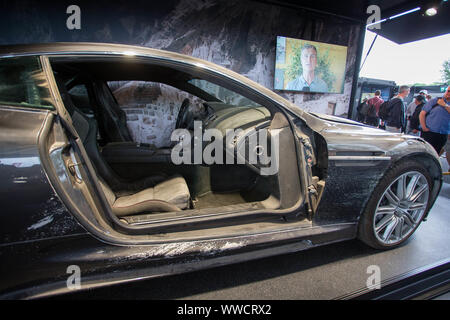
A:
0 43 443 298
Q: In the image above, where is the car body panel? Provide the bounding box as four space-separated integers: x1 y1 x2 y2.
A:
0 106 85 245
1 222 356 299
0 43 443 298
299 111 442 224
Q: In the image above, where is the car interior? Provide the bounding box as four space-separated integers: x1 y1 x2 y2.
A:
49 56 302 225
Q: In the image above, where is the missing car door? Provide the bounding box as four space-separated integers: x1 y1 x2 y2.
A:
44 54 310 240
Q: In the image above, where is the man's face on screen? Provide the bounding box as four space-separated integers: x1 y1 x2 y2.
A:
301 48 317 73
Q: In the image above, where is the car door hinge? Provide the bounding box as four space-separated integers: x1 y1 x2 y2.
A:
67 149 84 183
68 161 82 175
307 178 325 219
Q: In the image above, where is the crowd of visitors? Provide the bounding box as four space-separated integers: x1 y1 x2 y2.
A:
356 85 450 170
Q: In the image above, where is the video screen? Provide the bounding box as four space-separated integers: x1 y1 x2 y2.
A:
274 36 348 93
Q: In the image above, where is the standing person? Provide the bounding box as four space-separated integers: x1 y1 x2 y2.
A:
419 89 428 100
408 95 426 135
406 95 425 134
419 85 450 154
405 90 428 132
366 90 383 127
385 85 410 133
356 98 369 123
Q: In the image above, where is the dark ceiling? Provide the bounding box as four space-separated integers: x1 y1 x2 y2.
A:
259 0 450 43
371 1 450 43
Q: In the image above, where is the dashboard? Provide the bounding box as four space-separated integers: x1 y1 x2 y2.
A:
198 102 274 172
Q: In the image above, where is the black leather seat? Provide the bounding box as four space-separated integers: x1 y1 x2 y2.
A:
56 77 191 215
90 80 133 143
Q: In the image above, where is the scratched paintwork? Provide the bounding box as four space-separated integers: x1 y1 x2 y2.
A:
301 112 441 224
0 43 443 299
0 107 84 244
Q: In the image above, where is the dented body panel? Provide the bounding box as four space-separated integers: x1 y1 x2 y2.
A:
0 107 84 244
0 43 443 299
303 112 442 224
1 223 355 299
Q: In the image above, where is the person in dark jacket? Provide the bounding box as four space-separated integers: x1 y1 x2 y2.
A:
356 98 368 123
408 95 426 135
385 85 410 133
366 90 384 127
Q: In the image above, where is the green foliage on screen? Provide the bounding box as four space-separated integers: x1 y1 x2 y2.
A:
286 43 336 90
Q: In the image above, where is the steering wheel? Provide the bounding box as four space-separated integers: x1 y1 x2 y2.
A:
175 98 191 129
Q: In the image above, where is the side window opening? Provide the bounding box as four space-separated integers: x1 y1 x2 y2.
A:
108 80 206 148
0 56 54 109
49 56 305 237
188 79 259 107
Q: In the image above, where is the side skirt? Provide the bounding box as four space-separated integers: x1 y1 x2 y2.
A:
4 222 357 299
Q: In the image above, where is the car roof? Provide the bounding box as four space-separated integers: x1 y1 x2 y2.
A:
0 42 145 54
0 42 192 61
0 42 306 119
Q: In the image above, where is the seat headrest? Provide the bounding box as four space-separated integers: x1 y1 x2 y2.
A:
92 81 122 114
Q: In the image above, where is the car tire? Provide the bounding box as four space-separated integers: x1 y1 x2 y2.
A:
357 159 433 250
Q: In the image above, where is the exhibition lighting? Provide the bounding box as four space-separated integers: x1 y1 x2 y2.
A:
422 0 448 17
366 0 445 28
365 7 421 28
388 6 421 19
425 7 438 15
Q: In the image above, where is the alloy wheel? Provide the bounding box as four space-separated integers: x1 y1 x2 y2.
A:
373 171 429 245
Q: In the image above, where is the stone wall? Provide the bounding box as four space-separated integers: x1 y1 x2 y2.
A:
109 81 205 147
2 0 362 144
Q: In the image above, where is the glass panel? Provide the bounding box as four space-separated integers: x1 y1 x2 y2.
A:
0 56 54 109
189 79 259 107
108 80 206 147
68 84 88 96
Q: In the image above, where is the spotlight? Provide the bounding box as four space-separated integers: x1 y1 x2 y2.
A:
421 0 446 17
425 7 438 15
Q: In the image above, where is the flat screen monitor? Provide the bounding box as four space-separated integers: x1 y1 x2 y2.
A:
274 36 348 93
